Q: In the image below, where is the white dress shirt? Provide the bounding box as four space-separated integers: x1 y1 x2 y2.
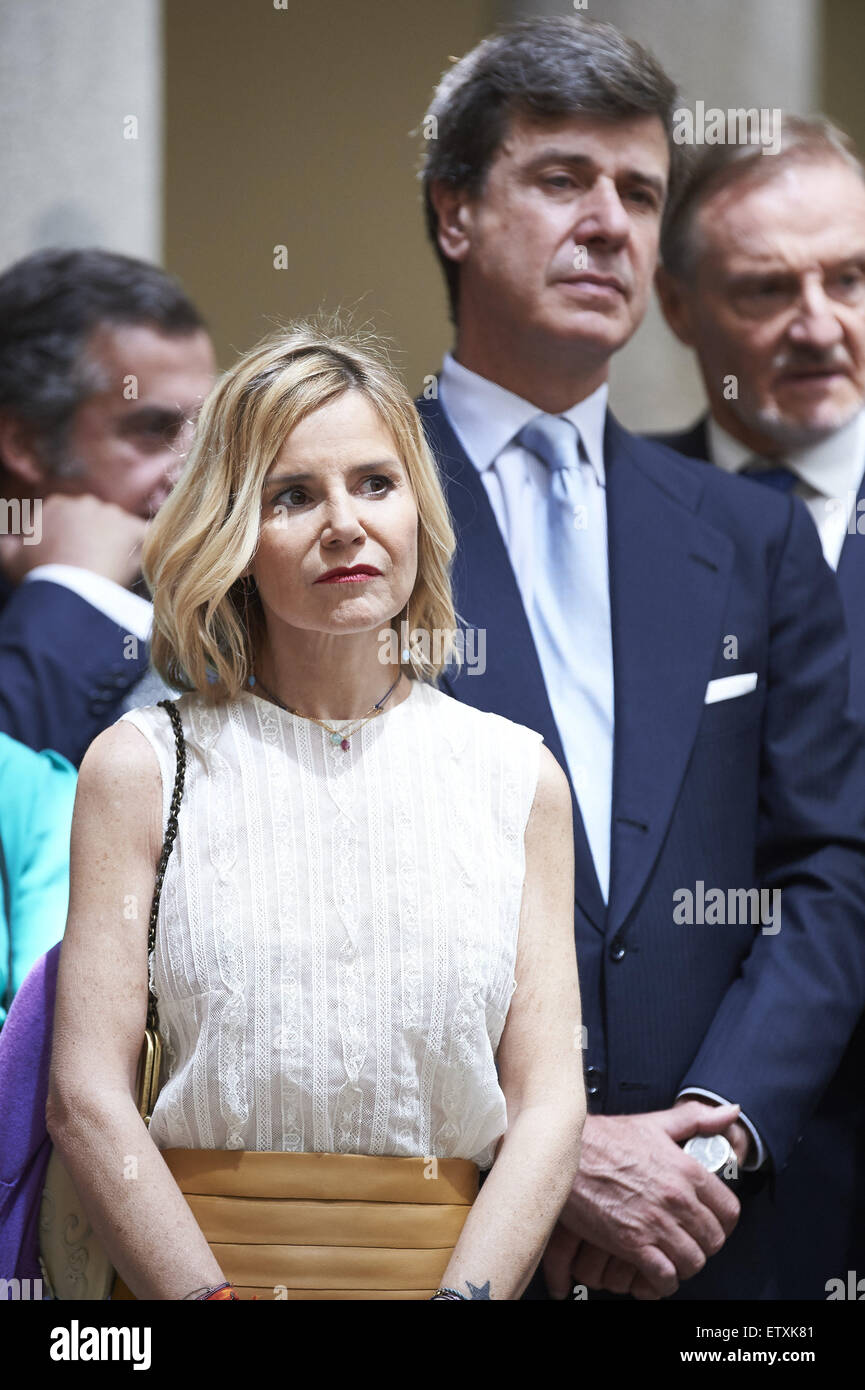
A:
708 410 865 572
439 352 614 899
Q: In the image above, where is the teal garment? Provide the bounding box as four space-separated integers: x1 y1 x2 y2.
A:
0 733 77 1027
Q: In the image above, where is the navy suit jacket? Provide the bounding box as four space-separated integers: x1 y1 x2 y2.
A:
0 573 150 766
656 415 865 1296
417 393 865 1296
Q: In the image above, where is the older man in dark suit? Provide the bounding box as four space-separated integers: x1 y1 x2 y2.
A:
415 16 865 1300
654 115 865 1299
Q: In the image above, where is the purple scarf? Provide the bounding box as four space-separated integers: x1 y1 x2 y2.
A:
0 943 60 1280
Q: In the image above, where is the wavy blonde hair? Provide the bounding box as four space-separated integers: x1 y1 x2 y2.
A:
144 320 460 699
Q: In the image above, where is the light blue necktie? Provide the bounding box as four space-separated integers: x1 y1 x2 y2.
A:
516 414 614 900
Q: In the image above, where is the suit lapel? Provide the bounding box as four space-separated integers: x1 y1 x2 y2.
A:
416 392 607 931
835 464 865 713
670 419 865 718
604 417 735 938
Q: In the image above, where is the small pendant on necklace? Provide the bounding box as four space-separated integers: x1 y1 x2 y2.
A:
329 731 351 751
340 738 350 752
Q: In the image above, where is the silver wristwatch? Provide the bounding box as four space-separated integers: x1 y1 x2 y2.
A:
683 1133 738 1185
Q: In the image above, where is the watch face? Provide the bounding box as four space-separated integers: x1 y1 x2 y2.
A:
684 1134 733 1173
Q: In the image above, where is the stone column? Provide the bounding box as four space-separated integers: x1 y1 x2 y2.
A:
0 0 163 266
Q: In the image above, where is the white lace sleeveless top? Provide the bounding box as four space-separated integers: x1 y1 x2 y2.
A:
119 680 543 1169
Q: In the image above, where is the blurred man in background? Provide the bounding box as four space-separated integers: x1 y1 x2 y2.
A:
0 248 215 763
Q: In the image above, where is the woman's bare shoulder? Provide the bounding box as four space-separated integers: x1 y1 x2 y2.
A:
78 719 162 787
531 745 573 822
75 721 163 860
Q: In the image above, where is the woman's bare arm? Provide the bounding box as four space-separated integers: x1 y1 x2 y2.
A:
438 744 586 1300
46 721 225 1299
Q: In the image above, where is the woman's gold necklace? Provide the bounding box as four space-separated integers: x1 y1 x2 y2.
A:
247 672 403 751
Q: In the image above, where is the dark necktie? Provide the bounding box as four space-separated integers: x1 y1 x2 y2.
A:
743 463 798 494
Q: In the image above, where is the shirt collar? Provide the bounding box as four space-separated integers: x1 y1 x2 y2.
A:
707 409 865 500
438 351 609 487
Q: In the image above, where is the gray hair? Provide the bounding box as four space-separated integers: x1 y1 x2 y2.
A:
661 114 865 279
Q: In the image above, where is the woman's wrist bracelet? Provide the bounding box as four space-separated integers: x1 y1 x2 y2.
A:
183 1281 238 1300
431 1286 467 1300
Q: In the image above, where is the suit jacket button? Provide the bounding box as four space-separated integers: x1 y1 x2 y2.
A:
585 1065 603 1098
609 937 626 962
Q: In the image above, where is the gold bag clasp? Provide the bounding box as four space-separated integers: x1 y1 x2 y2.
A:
136 1027 163 1127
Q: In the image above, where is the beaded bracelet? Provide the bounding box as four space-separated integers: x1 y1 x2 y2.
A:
187 1281 238 1301
431 1286 467 1300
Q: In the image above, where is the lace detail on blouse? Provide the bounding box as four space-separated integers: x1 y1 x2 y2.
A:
119 679 543 1168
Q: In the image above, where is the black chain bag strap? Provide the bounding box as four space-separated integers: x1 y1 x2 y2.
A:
137 699 187 1124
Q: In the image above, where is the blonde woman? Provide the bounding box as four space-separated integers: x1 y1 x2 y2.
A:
46 324 585 1301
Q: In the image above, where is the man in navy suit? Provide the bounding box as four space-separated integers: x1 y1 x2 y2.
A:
0 249 214 764
415 16 865 1299
653 116 865 1299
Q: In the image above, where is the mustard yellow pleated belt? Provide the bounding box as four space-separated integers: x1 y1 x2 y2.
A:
112 1150 479 1301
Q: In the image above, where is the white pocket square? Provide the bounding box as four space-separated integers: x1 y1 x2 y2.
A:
704 672 758 704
